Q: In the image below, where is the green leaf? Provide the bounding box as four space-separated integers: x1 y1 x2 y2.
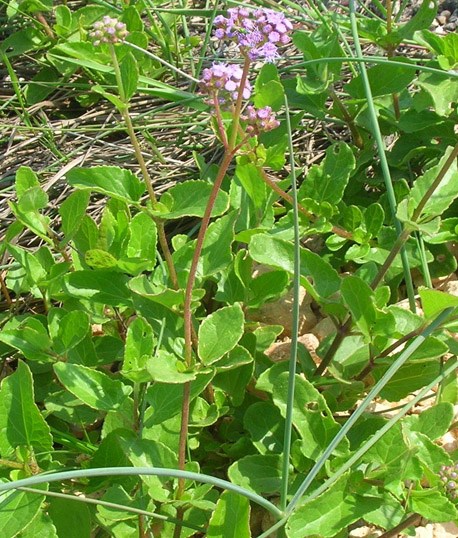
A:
48 497 91 538
18 511 58 538
408 146 458 220
53 310 90 354
207 491 251 538
146 350 196 383
157 180 229 219
120 52 138 101
54 362 132 412
0 361 53 456
378 361 441 401
0 486 47 538
409 489 458 522
299 142 355 204
416 73 458 116
122 317 154 383
228 454 283 495
286 473 382 538
213 362 254 406
63 270 133 306
144 371 213 425
404 402 454 440
243 402 285 454
419 287 458 318
272 372 347 460
18 186 48 212
346 62 415 98
126 212 157 264
7 244 48 285
253 79 284 111
249 234 341 298
59 190 90 243
394 0 438 42
198 304 244 365
92 85 126 111
235 163 267 210
341 276 377 340
85 249 118 269
0 317 52 362
67 166 144 204
15 166 39 198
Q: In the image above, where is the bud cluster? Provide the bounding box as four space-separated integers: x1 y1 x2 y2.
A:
214 7 293 62
439 463 458 500
199 63 252 107
241 105 280 136
89 16 128 46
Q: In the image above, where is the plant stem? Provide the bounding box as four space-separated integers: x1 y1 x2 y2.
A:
228 56 251 151
328 87 363 149
349 0 416 311
280 95 300 514
259 170 353 240
109 45 178 289
378 513 422 538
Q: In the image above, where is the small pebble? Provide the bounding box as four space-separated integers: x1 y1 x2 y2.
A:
440 9 452 19
437 15 448 24
444 21 457 30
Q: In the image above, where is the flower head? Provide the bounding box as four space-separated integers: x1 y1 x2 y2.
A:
214 7 293 62
199 63 252 107
439 464 458 500
241 105 280 136
89 16 128 46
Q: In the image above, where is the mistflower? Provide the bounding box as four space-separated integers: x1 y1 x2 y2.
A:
214 7 293 62
89 16 128 46
439 464 458 500
199 63 252 107
241 105 280 136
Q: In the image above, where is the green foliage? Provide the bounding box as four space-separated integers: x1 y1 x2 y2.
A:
2 2 458 538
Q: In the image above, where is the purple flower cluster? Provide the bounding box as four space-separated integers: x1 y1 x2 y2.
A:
89 16 128 46
439 463 458 500
214 7 293 62
199 63 252 107
241 105 280 136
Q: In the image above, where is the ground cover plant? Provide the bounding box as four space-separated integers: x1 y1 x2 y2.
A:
0 0 458 537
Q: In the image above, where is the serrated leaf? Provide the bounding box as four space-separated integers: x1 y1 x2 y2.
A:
126 212 156 263
405 402 454 440
67 166 144 204
0 361 53 456
157 180 229 219
299 142 355 204
272 372 348 460
0 485 47 538
286 473 382 538
198 304 244 365
410 489 458 522
207 491 251 538
54 362 132 412
85 249 118 269
409 146 458 220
